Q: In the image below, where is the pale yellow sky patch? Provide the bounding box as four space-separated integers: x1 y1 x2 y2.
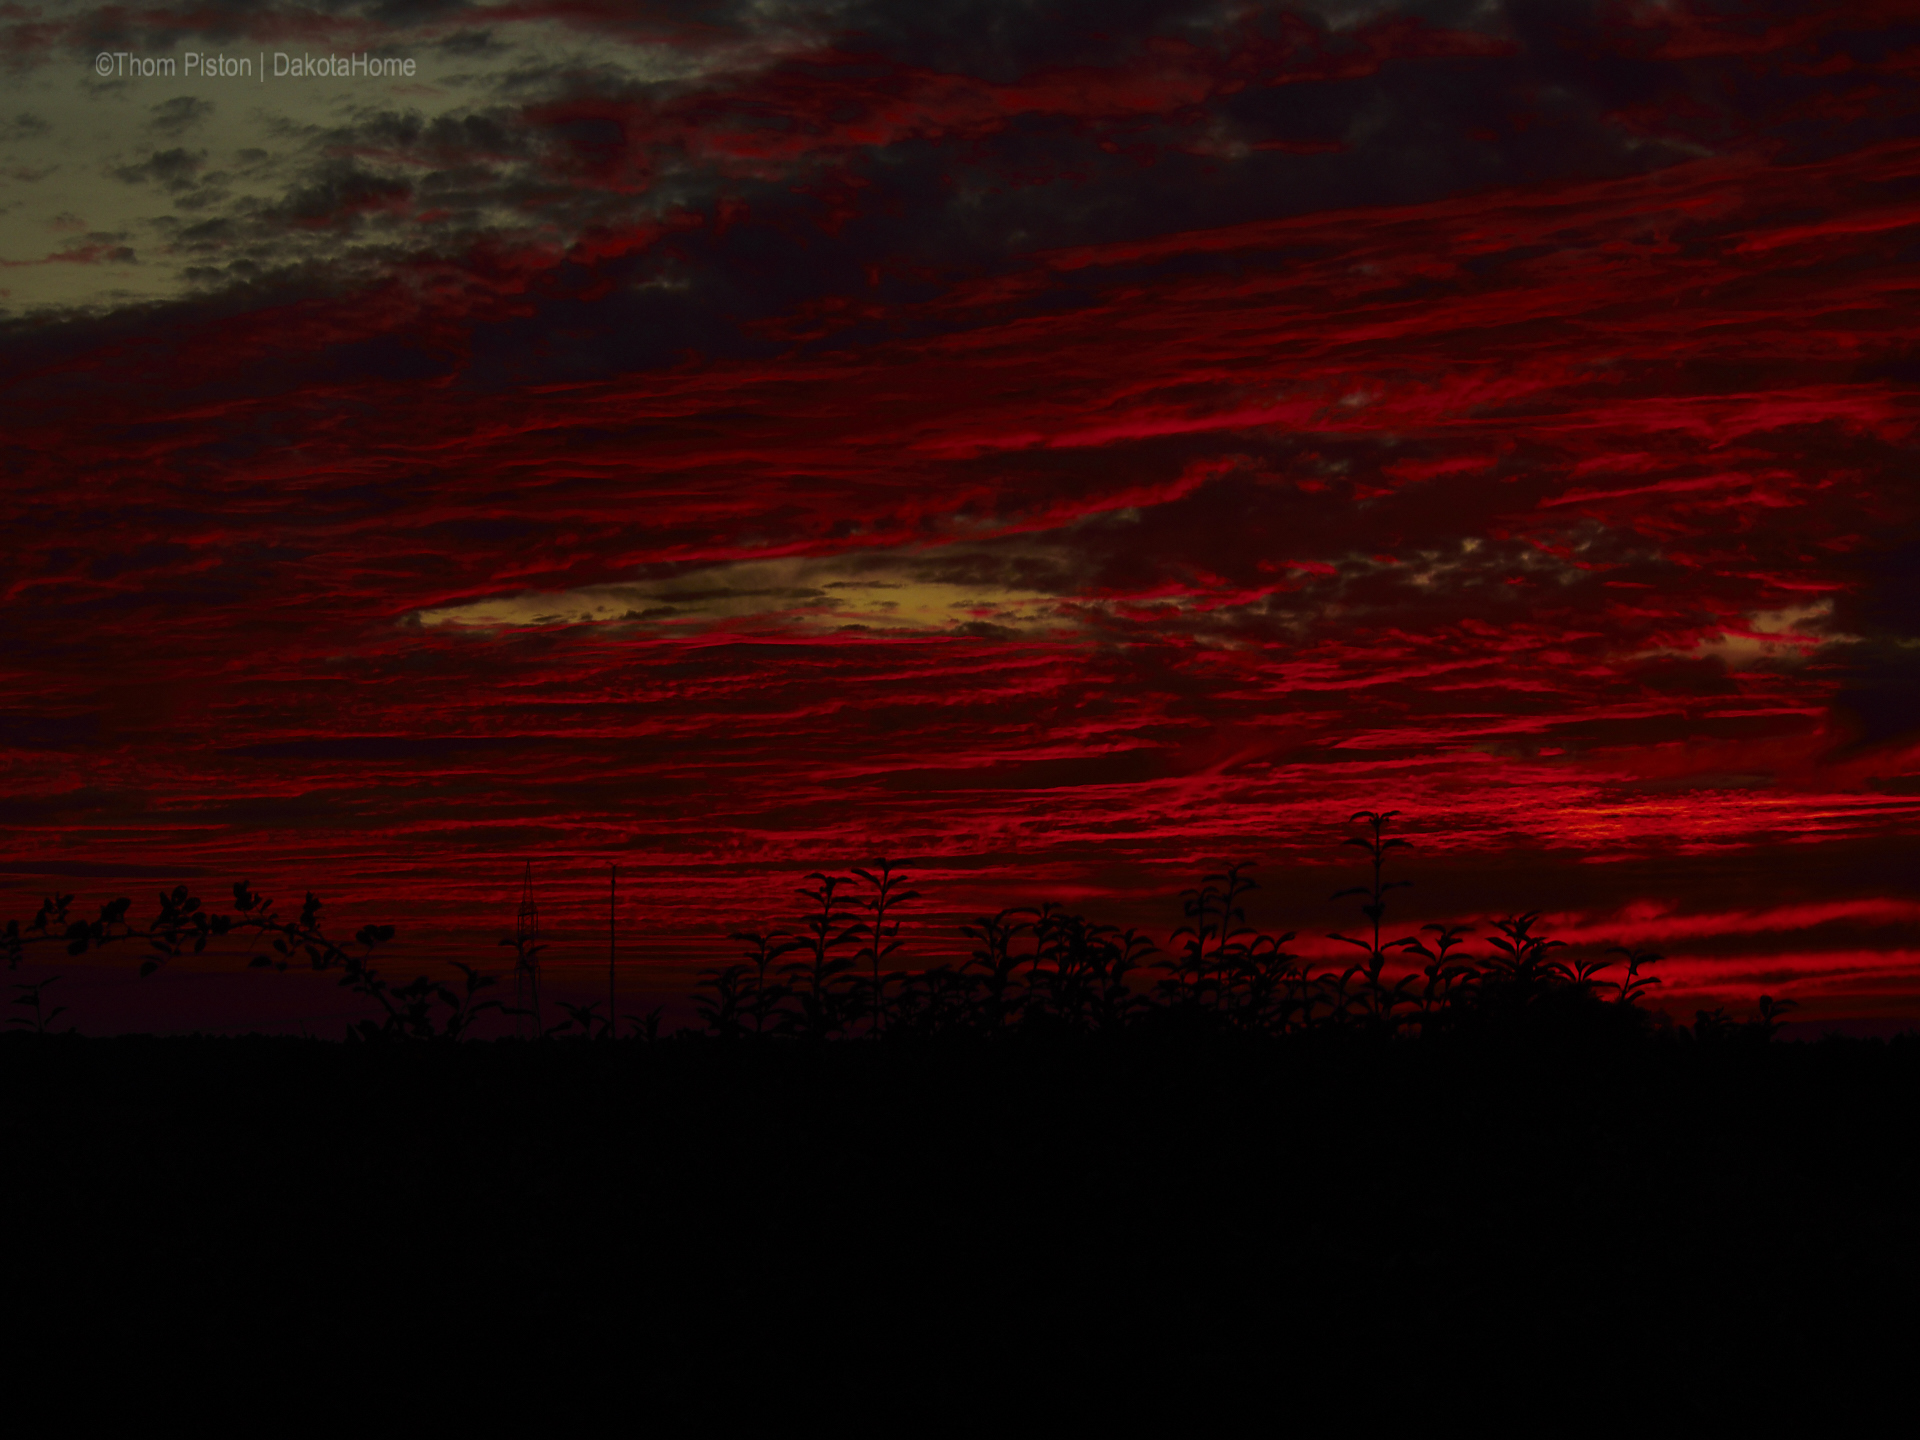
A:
410 551 1072 636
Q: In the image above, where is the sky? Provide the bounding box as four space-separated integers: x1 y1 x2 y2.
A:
3 0 1919 1033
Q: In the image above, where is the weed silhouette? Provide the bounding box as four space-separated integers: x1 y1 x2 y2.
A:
8 976 66 1034
0 879 507 1040
1327 812 1421 1026
691 827 1803 1048
1606 946 1665 1007
1030 911 1154 1033
4 805 1808 1046
692 963 752 1040
729 930 795 1036
625 1006 665 1043
1169 863 1256 1011
1752 994 1798 1039
549 999 611 1040
1400 923 1477 1026
1694 1007 1738 1041
957 908 1030 1032
784 873 863 1040
852 860 919 1037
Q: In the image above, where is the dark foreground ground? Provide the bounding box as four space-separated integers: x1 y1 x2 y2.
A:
6 1027 1917 1420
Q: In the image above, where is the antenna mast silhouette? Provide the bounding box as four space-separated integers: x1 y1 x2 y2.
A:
516 861 541 1039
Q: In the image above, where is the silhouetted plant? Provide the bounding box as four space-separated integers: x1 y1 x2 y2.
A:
1606 946 1664 1007
1562 946 1620 994
1750 994 1798 1041
682 822 1817 1046
728 930 796 1036
1091 927 1157 1032
1328 813 1420 1026
783 873 862 1040
693 964 752 1040
0 880 501 1041
1168 868 1228 1008
892 961 980 1038
958 908 1031 1032
1026 911 1153 1032
1401 923 1478 1024
852 860 919 1038
1482 914 1567 987
362 962 509 1042
549 999 611 1040
6 893 142 967
8 976 67 1034
626 1006 665 1043
443 962 508 1039
6 806 1808 1046
1020 901 1063 1011
1693 1006 1737 1042
1169 864 1264 1013
1220 929 1291 1030
1164 865 1299 1032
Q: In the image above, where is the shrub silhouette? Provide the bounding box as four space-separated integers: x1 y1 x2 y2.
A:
9 975 66 1034
692 962 752 1040
1029 910 1154 1033
1607 946 1665 1007
5 807 1808 1045
700 812 1801 1046
957 908 1029 1032
1752 994 1798 1039
1694 1006 1738 1041
1400 923 1477 1026
852 860 919 1037
1471 913 1571 1021
1326 812 1423 1027
729 930 796 1036
782 873 863 1040
2 880 501 1040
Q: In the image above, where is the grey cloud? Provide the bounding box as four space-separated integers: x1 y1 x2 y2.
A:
112 147 206 190
353 107 530 163
436 27 506 57
149 97 214 136
14 0 1907 332
270 159 413 229
176 216 240 248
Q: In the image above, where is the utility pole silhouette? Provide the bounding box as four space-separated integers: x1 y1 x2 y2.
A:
516 861 541 1039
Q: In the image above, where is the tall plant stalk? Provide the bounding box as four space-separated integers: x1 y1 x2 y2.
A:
1328 810 1417 1024
852 860 919 1038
